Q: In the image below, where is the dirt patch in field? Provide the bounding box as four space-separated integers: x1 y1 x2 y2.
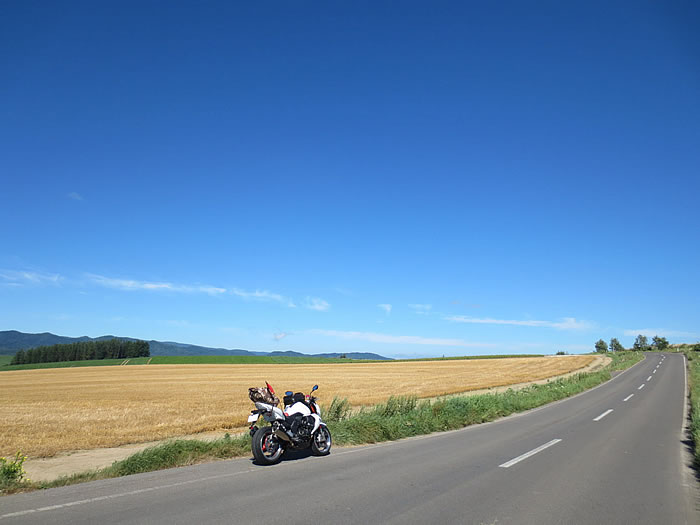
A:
22 355 608 482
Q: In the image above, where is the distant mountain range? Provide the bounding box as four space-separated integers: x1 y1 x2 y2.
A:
0 330 391 360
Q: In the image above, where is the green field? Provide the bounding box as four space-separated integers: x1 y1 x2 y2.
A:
392 354 544 362
0 358 148 371
147 355 365 364
0 353 555 371
0 354 381 370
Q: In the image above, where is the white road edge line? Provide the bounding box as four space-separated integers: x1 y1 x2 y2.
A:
593 409 614 421
638 384 645 390
623 394 634 402
0 469 261 521
499 439 562 468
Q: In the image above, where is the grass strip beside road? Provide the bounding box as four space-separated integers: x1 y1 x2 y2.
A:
684 349 700 468
42 434 253 488
0 352 642 495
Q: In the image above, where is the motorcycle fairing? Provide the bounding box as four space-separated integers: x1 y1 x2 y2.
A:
284 401 312 417
255 402 285 422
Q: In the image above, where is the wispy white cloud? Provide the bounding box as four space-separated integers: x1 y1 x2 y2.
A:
10 270 301 308
231 288 296 307
550 318 594 330
305 297 330 311
67 192 83 201
87 274 226 295
377 304 392 315
0 270 63 285
409 304 432 315
309 329 491 347
445 316 593 331
273 332 289 341
87 274 298 306
623 328 698 339
195 285 228 295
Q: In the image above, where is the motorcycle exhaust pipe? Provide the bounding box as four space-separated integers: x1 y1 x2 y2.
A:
275 428 292 442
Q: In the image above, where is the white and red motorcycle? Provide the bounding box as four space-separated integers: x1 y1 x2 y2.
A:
248 383 332 465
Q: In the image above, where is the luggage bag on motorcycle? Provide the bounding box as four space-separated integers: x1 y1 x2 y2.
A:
248 386 279 406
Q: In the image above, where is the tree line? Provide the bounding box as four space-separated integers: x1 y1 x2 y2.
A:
10 339 150 365
594 335 670 353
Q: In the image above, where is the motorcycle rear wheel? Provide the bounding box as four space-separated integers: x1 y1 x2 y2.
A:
311 426 332 456
252 426 284 465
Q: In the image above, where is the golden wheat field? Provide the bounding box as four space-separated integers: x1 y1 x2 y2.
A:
0 355 595 458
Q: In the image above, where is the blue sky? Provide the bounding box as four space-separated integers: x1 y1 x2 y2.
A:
1 2 698 357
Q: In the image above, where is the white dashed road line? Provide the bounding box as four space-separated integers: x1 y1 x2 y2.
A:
623 394 634 402
593 409 614 422
638 384 645 390
647 376 652 381
499 439 562 468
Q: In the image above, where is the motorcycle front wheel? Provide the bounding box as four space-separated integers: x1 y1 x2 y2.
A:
252 426 284 465
311 426 332 456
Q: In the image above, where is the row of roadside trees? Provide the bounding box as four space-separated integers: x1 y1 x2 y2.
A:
10 339 150 365
594 335 670 353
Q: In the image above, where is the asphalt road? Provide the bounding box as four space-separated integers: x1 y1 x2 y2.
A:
1 353 697 524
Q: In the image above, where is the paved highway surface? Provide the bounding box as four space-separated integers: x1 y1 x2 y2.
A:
1 353 697 524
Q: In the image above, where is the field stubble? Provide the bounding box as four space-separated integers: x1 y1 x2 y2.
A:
1 355 594 458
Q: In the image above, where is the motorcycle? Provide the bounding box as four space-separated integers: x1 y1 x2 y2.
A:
248 383 332 465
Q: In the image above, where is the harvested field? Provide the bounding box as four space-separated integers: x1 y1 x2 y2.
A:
1 355 595 458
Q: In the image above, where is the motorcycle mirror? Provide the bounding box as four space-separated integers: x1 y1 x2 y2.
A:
311 384 318 392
